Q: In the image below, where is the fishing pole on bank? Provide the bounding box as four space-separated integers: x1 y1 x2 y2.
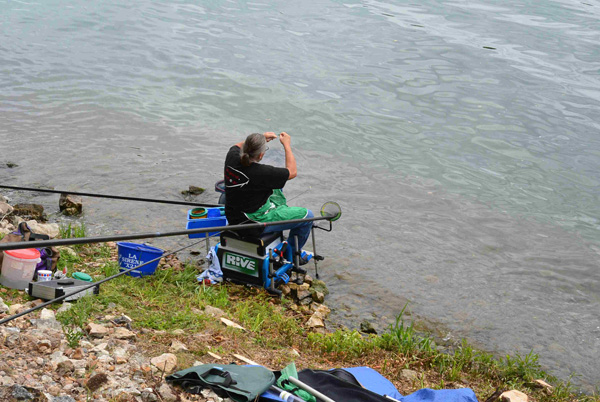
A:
0 184 221 208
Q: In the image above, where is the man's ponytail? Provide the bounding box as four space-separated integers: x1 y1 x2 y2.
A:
240 133 266 167
240 152 251 167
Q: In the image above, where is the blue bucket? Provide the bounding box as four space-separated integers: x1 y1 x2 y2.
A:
116 242 164 277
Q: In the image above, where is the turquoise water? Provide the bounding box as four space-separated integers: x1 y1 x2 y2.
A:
1 0 599 390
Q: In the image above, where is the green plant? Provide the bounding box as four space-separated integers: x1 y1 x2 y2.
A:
56 294 96 347
195 282 230 308
64 326 84 348
59 222 86 239
377 303 435 356
499 349 542 383
308 329 376 358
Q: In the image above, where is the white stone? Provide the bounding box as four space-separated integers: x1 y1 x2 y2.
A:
97 355 113 363
533 379 553 390
87 323 109 338
0 202 13 215
40 308 55 320
0 300 8 314
1 376 15 386
114 327 136 340
26 220 60 239
204 305 225 317
150 353 178 373
8 303 23 315
169 340 188 352
57 303 73 314
41 375 53 384
306 314 324 328
501 390 528 402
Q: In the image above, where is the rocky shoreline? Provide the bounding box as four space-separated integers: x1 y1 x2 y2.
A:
0 296 242 402
0 193 587 402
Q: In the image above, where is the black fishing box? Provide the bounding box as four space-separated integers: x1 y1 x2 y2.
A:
28 279 100 302
216 231 284 287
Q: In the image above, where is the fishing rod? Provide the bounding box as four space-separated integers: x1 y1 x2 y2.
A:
0 236 210 326
0 184 221 208
0 205 342 251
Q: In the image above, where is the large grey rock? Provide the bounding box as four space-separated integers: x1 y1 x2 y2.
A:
0 202 13 215
0 384 49 401
150 353 177 373
26 221 60 239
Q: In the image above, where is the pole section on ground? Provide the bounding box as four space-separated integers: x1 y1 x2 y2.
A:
288 377 336 402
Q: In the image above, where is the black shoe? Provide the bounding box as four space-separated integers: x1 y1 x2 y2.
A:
299 256 310 266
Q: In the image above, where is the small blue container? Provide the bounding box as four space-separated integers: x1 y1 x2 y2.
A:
117 242 164 277
186 208 227 238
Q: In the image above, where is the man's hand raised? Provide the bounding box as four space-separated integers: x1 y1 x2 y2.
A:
264 132 277 142
279 132 291 148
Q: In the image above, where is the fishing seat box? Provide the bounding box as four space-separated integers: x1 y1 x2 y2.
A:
217 230 284 286
28 279 100 302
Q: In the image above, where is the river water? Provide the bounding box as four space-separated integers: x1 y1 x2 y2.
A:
1 0 599 391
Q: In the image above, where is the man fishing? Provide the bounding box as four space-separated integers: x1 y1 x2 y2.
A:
224 131 313 265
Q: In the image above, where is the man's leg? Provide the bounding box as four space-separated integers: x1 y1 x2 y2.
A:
262 209 314 258
288 209 314 260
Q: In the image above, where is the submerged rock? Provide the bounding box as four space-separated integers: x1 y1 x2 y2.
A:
11 204 45 221
59 194 83 216
181 186 205 196
360 319 377 334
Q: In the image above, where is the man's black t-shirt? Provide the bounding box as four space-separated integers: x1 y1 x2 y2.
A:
224 145 289 225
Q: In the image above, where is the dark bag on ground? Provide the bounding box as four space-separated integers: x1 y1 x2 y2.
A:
296 368 391 402
166 363 276 402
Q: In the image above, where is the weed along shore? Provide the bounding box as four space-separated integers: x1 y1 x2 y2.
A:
0 219 598 400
